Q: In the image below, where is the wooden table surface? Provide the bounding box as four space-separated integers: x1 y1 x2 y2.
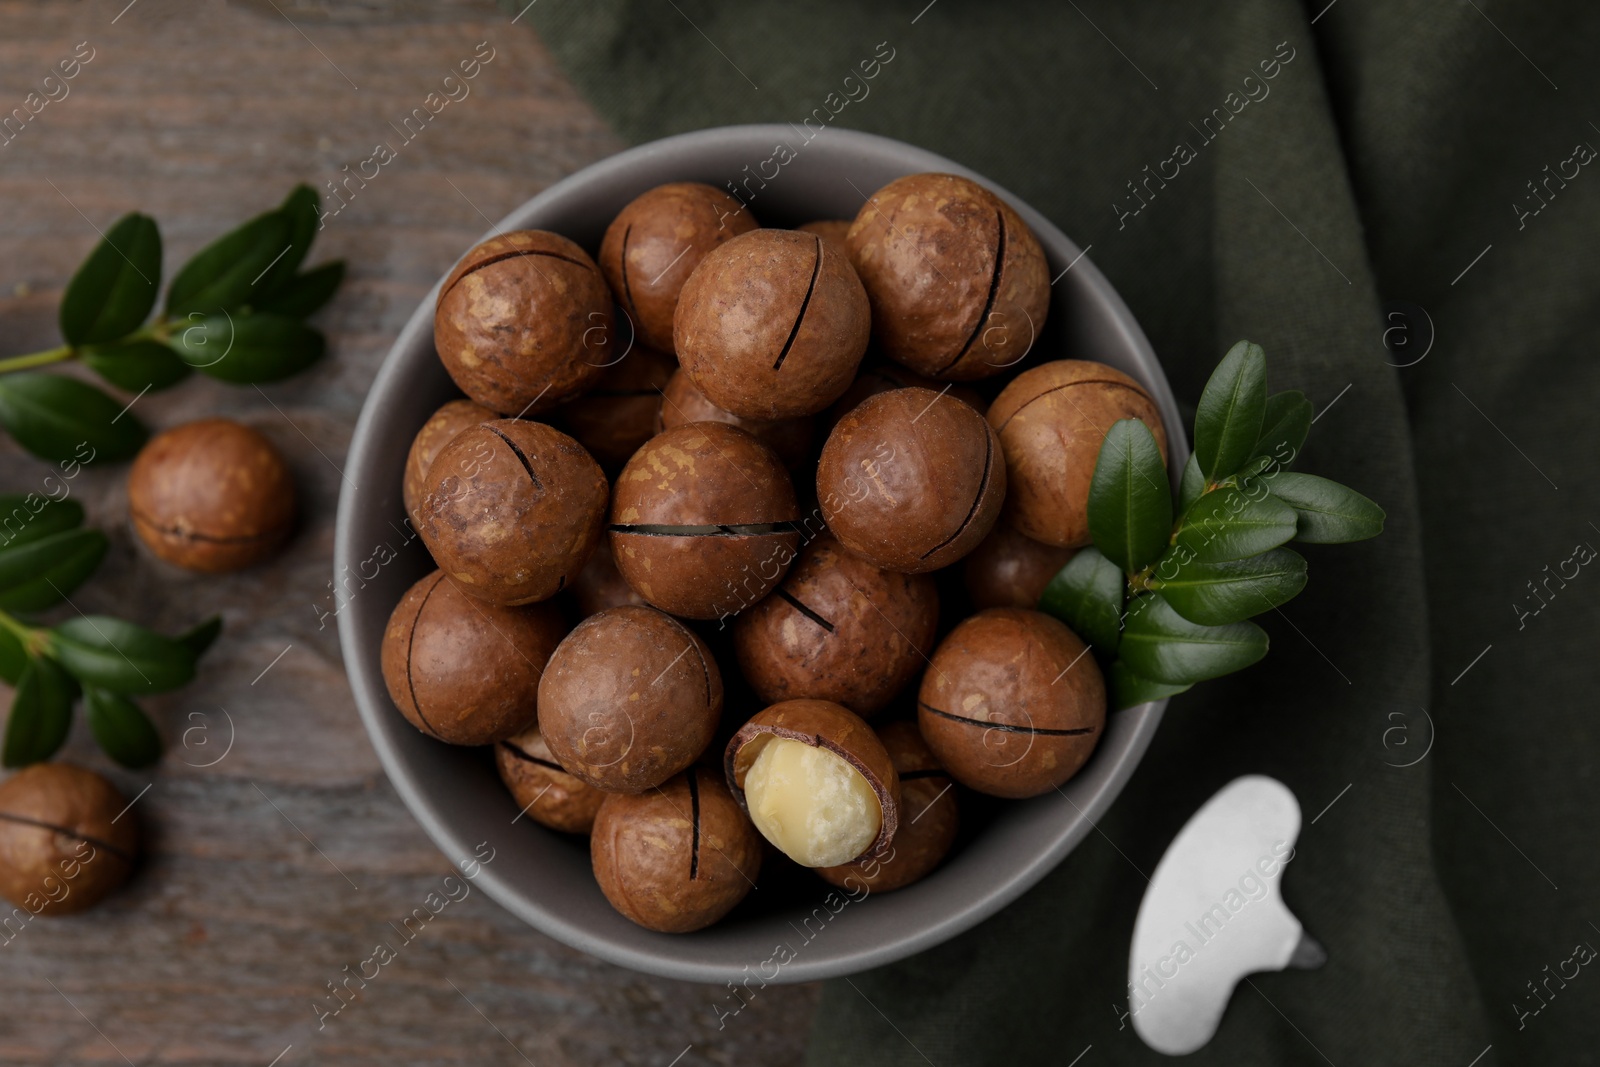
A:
0 2 818 1063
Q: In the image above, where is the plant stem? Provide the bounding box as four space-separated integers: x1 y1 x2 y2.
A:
0 609 42 655
0 345 75 375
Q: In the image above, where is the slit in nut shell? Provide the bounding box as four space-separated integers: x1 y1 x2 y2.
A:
495 727 605 834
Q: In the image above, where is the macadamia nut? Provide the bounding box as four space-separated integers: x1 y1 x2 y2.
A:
743 736 882 868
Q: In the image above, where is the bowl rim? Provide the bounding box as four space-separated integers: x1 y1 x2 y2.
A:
336 123 1183 983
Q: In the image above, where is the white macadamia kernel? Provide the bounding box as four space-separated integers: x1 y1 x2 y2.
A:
743 736 881 867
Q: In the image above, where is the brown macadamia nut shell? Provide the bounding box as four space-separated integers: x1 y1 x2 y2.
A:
822 359 986 438
382 570 567 746
417 419 608 606
609 423 800 620
817 387 1005 573
818 721 958 893
590 768 762 933
657 368 815 470
568 538 647 618
918 608 1105 798
963 522 1078 610
796 219 853 258
556 346 676 471
675 228 870 420
733 534 938 715
495 727 606 834
988 360 1168 548
725 699 901 864
537 605 722 793
434 230 613 416
403 399 496 526
0 764 138 916
846 173 1049 381
599 183 757 353
128 418 295 573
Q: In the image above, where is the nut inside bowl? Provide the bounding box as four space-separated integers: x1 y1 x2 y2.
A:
335 124 1186 984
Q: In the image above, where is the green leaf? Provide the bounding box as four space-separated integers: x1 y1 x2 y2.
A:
176 616 223 659
1152 548 1308 626
85 686 162 768
252 185 320 298
3 657 73 767
1087 419 1172 574
59 212 162 346
1194 340 1267 481
170 311 325 383
0 373 148 463
48 616 195 695
1109 659 1192 710
82 339 192 393
0 495 85 552
0 627 26 686
1178 453 1205 512
254 261 344 319
0 529 108 613
1038 547 1126 653
1262 472 1385 543
1170 484 1298 564
1119 593 1269 685
165 208 290 316
1250 390 1313 471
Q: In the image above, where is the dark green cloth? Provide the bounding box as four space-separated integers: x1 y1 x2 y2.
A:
521 2 1600 1063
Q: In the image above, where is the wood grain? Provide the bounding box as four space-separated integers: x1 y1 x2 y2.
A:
0 2 818 1063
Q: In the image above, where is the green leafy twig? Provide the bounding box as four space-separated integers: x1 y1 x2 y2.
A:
1040 340 1385 709
0 185 344 465
0 495 220 768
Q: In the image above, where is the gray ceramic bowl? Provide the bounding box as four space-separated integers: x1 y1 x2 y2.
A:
336 124 1186 984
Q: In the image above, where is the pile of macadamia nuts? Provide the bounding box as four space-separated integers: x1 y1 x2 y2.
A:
385 174 1168 934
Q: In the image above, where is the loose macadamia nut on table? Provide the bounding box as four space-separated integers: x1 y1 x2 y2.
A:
568 538 646 618
733 534 938 716
128 418 295 573
819 721 958 893
599 182 758 354
417 419 608 606
657 367 815 470
591 767 762 933
556 346 676 471
918 608 1105 798
817 386 1005 573
846 172 1049 381
674 228 870 420
0 764 139 915
725 700 900 868
538 605 722 793
382 570 568 746
434 230 613 416
403 398 495 526
496 726 605 834
796 219 853 257
609 423 800 620
988 360 1168 548
963 521 1078 610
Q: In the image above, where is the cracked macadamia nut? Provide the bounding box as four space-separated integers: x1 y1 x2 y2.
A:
819 721 958 893
0 764 139 916
382 570 568 746
988 360 1168 548
733 534 938 716
822 359 986 437
609 423 800 620
599 182 758 354
403 399 495 526
657 367 815 470
918 608 1105 798
726 700 900 868
846 172 1048 381
674 228 870 420
556 346 676 471
796 219 853 258
817 387 1005 573
568 538 646 618
591 767 762 933
963 522 1077 610
537 605 722 793
434 230 612 416
128 418 295 573
417 419 608 606
496 726 605 834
